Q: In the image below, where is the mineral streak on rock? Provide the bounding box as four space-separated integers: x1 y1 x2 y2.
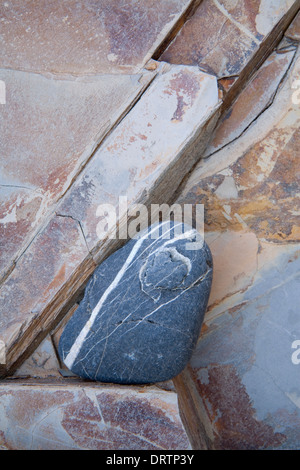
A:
0 383 191 450
59 222 213 384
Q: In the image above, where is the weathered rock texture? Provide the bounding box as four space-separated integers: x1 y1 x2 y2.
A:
0 70 153 282
160 0 300 107
0 382 191 450
1 0 300 452
175 37 300 450
0 0 194 75
56 64 220 255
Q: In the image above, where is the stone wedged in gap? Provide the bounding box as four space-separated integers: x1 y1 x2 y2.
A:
58 222 213 384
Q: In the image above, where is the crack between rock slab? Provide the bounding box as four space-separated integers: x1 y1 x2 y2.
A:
0 57 211 289
152 0 204 60
218 74 240 81
215 3 300 125
55 213 91 255
0 66 157 287
49 332 64 370
173 32 298 199
277 37 299 53
204 46 298 160
213 0 261 46
0 183 36 191
112 318 192 338
0 205 64 288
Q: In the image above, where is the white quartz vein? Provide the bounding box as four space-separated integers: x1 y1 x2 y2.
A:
118 269 211 339
73 267 211 373
64 221 181 369
111 227 197 294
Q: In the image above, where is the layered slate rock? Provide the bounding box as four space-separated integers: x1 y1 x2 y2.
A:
174 43 300 450
160 0 299 106
59 223 213 384
203 46 296 156
0 0 194 75
0 382 191 450
56 63 219 253
0 70 152 282
0 215 95 367
161 0 298 75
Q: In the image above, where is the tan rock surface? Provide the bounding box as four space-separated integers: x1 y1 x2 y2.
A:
0 381 191 450
0 70 153 282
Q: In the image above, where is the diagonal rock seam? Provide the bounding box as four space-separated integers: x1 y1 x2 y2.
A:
219 1 300 111
0 70 156 286
204 45 298 161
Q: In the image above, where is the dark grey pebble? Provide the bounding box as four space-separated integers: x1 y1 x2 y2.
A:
58 222 213 384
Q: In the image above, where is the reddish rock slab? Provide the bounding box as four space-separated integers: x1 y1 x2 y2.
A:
179 49 300 250
160 0 299 78
0 68 154 283
0 215 96 374
0 382 191 450
57 63 220 255
0 0 193 75
178 48 300 311
205 47 296 155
